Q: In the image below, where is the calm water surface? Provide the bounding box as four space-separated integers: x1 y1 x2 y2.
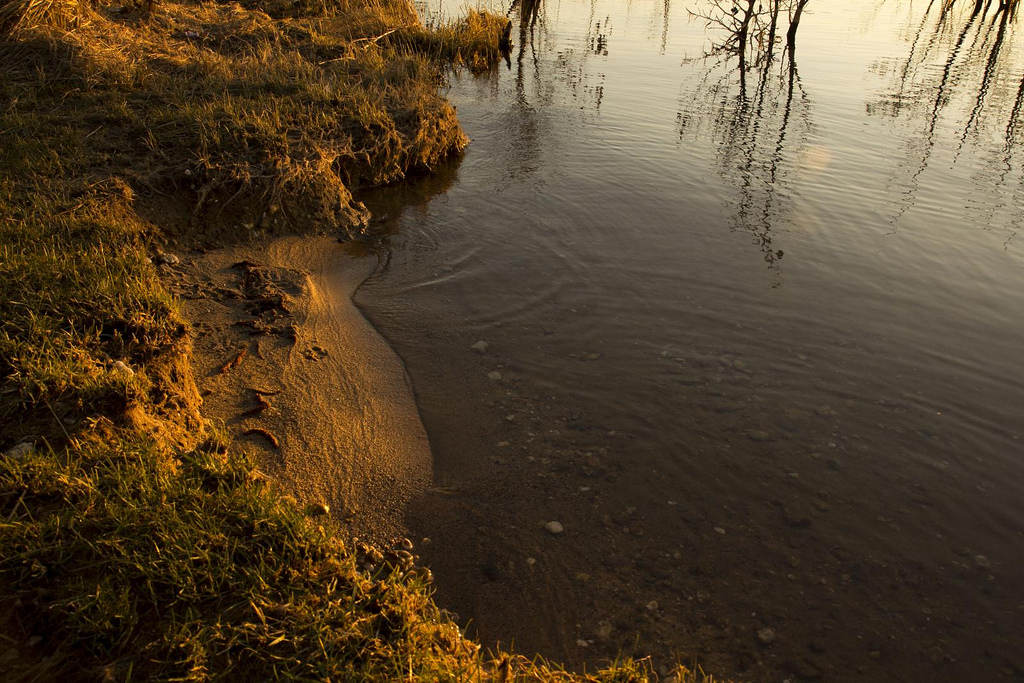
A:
400 0 1024 457
360 0 1024 678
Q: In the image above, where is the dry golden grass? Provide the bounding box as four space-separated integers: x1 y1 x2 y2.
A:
0 0 88 36
1 0 504 245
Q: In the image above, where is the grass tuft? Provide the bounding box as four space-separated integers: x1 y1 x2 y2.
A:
0 0 88 38
395 9 511 73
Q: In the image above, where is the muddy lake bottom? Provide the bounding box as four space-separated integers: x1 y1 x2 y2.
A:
355 247 1024 682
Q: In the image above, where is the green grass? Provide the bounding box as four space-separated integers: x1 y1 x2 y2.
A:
0 183 197 450
1 430 478 680
0 0 723 679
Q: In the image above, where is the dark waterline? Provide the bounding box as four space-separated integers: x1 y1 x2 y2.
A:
358 0 1024 679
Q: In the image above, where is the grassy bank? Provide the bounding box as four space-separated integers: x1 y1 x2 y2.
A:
0 0 710 679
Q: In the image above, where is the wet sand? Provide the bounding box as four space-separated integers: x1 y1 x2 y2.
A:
168 236 430 544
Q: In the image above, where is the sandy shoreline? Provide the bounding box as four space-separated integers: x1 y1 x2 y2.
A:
168 233 616 666
167 236 430 545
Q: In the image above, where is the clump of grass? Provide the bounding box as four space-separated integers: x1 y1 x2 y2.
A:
0 0 505 245
0 428 474 680
396 9 510 72
0 182 199 449
0 0 88 37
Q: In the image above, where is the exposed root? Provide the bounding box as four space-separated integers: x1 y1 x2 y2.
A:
220 348 247 373
243 427 279 449
241 393 272 416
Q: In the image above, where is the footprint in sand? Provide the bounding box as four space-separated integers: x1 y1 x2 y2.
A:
303 344 329 361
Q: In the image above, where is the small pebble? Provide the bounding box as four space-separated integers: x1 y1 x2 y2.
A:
544 521 564 535
488 371 502 381
748 430 771 442
646 600 659 611
974 554 991 568
714 526 726 535
525 557 536 566
306 502 330 516
471 341 489 353
757 628 776 645
155 252 180 266
112 360 134 375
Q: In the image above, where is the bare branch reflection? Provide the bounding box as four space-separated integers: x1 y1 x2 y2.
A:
868 0 1023 238
679 2 815 272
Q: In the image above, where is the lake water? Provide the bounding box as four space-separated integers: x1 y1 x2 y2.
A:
357 0 1024 680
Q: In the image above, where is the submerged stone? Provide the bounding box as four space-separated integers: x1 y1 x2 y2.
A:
544 521 564 535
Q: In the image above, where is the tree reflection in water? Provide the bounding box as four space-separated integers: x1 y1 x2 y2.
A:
868 0 1023 244
680 2 814 273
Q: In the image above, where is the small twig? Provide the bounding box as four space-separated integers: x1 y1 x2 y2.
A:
351 26 406 45
317 26 412 65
